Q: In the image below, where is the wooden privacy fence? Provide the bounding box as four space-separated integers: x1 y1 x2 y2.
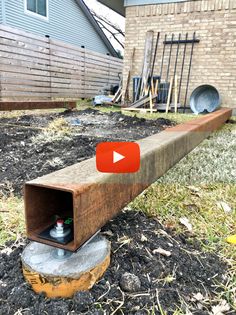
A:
0 25 123 102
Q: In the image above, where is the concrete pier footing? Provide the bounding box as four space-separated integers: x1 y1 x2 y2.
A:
22 235 110 298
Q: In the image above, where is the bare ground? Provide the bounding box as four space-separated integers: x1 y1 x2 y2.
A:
0 108 235 314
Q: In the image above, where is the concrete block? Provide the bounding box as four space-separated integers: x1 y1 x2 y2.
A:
22 235 110 298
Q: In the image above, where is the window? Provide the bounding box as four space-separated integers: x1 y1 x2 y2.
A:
25 0 48 20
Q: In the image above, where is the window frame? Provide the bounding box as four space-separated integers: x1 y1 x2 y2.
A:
24 0 49 22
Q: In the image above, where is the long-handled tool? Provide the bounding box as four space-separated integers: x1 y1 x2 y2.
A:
149 91 154 114
141 31 160 101
174 75 178 113
159 34 167 104
138 30 154 100
134 31 154 102
147 31 160 106
166 76 174 113
123 48 136 104
166 33 174 82
183 32 196 112
173 33 181 81
178 33 188 103
160 34 167 80
150 32 160 83
162 33 174 105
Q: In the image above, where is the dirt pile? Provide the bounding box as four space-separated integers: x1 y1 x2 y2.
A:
0 109 174 196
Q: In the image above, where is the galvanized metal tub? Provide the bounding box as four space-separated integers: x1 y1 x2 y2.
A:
190 85 221 114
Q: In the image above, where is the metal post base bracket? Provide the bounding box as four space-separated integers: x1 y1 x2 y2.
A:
22 235 110 298
24 108 232 252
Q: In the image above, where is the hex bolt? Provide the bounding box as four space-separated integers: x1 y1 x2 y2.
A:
55 219 65 237
50 219 70 259
50 219 71 239
57 248 66 257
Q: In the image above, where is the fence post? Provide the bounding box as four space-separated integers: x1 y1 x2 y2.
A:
45 35 52 101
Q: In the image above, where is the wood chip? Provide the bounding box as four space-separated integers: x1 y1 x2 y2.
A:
102 230 114 237
179 217 193 232
211 300 230 315
153 247 171 257
192 292 205 302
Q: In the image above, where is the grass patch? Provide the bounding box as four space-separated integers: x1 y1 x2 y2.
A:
31 117 73 144
132 119 236 259
76 99 197 123
160 120 236 184
0 108 65 119
131 119 236 309
0 195 25 246
121 110 197 124
132 183 236 261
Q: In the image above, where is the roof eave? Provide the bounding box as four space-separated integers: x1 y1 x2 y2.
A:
97 0 125 16
75 0 119 57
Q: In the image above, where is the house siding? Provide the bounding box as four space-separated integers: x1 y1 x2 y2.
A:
4 0 110 55
0 0 2 23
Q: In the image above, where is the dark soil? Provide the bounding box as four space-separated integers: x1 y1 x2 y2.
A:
0 211 230 315
0 108 173 196
0 108 231 314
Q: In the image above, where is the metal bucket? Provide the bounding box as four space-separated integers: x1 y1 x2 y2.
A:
190 85 221 114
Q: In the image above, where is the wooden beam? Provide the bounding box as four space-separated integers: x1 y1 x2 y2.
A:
0 101 76 111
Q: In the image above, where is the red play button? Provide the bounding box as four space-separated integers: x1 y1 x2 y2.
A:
96 142 140 173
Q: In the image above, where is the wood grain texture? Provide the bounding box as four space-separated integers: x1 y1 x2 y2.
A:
0 25 123 102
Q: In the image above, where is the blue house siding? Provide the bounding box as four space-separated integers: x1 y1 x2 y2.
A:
3 0 110 55
0 0 2 23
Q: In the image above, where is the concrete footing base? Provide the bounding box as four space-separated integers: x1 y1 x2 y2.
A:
22 235 110 298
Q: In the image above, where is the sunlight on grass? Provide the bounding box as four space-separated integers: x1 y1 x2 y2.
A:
121 110 196 124
131 118 236 308
132 119 236 261
132 183 236 259
76 99 197 123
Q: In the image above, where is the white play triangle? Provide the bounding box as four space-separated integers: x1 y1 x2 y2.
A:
113 151 125 164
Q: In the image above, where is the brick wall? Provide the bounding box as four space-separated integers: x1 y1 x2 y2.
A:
123 0 236 108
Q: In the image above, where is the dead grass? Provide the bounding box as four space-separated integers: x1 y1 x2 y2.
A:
132 183 236 260
0 108 65 120
0 195 25 246
121 110 197 124
131 118 236 310
31 117 73 143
